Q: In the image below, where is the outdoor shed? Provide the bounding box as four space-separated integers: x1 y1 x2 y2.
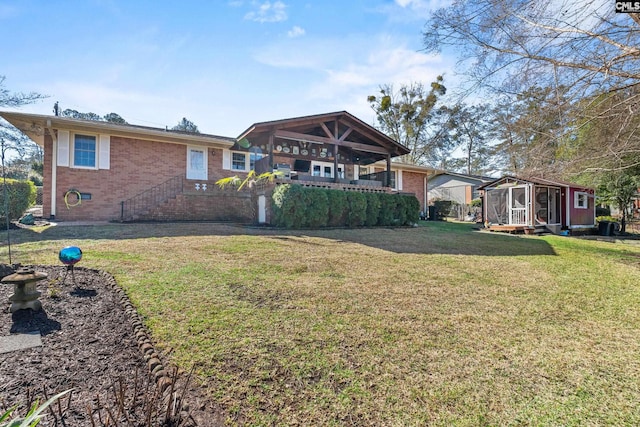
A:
478 176 596 234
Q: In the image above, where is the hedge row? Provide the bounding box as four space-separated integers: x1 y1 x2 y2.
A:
272 184 419 228
0 178 36 225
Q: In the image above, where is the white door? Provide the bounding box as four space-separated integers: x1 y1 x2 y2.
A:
187 146 208 180
509 186 528 225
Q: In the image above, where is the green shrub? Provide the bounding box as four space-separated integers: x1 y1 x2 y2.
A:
306 189 329 228
272 184 307 228
346 192 367 227
0 179 36 227
364 193 381 226
596 215 617 223
327 190 347 227
394 196 408 225
402 195 420 224
432 200 453 220
378 193 396 226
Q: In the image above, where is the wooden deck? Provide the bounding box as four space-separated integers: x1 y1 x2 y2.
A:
486 225 548 234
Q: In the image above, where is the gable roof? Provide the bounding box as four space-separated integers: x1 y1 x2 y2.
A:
0 111 235 148
478 175 594 191
237 111 410 164
428 170 495 183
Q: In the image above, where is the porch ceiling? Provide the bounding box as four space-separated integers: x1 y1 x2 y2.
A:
237 111 409 164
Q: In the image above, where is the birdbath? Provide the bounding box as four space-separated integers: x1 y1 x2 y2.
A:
2 267 48 313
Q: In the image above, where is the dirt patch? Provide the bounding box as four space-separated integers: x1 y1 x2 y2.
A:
0 265 222 426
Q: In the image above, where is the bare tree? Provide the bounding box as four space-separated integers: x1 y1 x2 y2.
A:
423 0 640 173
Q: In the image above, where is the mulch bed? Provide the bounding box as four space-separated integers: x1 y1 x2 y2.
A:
0 265 223 426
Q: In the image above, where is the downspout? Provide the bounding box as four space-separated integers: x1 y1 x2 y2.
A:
47 120 57 219
423 175 428 213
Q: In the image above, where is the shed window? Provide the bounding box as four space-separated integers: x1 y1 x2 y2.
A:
574 192 588 209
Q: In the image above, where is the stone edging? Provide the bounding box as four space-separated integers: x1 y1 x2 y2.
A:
97 269 174 393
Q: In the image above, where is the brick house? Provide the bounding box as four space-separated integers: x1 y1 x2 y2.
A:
1 110 438 223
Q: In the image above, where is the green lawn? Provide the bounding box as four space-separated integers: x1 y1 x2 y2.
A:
3 221 640 426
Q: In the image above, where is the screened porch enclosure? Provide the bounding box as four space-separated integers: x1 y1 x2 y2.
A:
533 186 561 225
485 186 528 225
484 183 562 227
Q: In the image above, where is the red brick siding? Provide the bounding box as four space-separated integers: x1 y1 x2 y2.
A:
401 171 426 210
43 132 231 221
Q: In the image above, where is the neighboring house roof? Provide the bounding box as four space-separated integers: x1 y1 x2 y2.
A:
237 111 410 164
0 111 235 148
428 170 495 183
478 175 594 191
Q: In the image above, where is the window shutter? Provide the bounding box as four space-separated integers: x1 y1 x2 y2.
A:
57 130 70 167
397 170 403 190
354 165 359 180
222 149 231 170
99 135 110 169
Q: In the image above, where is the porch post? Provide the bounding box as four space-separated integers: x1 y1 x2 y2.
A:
333 144 339 183
386 155 391 187
268 132 274 171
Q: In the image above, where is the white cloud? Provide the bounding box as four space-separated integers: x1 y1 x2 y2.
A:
245 1 287 23
287 25 305 38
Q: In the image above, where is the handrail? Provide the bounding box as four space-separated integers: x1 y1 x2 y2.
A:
120 175 184 221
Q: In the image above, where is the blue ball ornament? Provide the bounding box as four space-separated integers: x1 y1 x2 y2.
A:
59 246 82 266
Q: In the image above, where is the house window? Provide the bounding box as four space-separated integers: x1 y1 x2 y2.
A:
249 152 263 170
312 165 321 176
73 134 96 168
574 191 589 209
232 153 246 171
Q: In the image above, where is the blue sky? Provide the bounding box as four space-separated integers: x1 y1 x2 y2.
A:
1 0 454 137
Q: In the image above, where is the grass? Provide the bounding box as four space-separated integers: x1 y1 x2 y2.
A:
3 221 640 425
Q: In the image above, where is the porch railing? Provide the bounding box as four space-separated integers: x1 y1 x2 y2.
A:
120 175 184 221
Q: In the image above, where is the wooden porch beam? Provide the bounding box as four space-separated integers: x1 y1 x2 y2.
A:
274 129 390 155
338 127 353 142
320 122 333 139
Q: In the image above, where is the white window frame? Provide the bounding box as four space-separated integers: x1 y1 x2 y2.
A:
186 145 208 180
231 152 247 171
63 132 110 170
71 133 98 169
224 150 263 172
311 161 345 179
574 191 589 209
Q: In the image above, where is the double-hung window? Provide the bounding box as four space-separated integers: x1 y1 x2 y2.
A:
232 153 246 171
73 134 97 168
574 191 588 209
225 150 263 172
56 130 110 169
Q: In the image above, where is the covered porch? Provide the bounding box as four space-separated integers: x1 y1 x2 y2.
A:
236 111 410 188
